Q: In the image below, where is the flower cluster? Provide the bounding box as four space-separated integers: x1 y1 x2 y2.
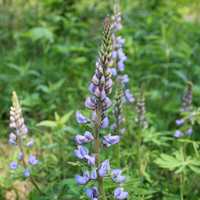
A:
135 90 148 129
74 18 128 200
9 91 38 177
174 82 193 138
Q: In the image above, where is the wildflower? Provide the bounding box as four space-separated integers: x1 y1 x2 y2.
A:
24 168 30 177
114 187 128 200
28 155 38 165
111 169 126 183
10 161 18 170
76 111 90 124
85 187 98 200
98 160 110 177
176 119 184 126
74 146 89 159
103 134 120 147
75 171 90 185
174 130 183 138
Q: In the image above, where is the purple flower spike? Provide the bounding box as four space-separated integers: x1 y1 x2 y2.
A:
176 119 184 126
28 155 38 165
74 145 89 159
174 130 183 138
112 169 126 183
103 134 120 147
85 187 98 200
75 171 90 185
76 111 89 124
98 160 110 177
10 161 18 170
101 117 109 128
24 168 30 177
114 187 128 200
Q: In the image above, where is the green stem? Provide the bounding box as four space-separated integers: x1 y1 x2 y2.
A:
94 109 106 200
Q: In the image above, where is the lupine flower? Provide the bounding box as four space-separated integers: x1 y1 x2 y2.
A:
114 187 128 200
98 160 110 177
124 89 135 103
90 169 97 180
74 145 89 159
85 187 98 200
103 134 120 147
75 131 94 145
75 171 90 185
76 111 90 124
8 91 39 178
186 128 192 136
28 155 38 165
10 161 18 170
111 169 126 183
174 130 183 138
24 168 30 177
74 17 128 199
175 119 184 126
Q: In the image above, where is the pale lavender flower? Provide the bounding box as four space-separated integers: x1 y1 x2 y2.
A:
28 155 38 165
176 119 184 126
103 134 120 147
90 169 97 180
174 130 183 138
186 128 192 136
18 152 24 161
101 116 109 128
8 132 16 145
74 146 89 159
26 139 34 147
112 169 126 183
75 131 94 145
114 187 128 200
23 168 30 177
10 161 18 170
85 155 96 166
124 89 135 103
75 171 90 185
98 160 110 177
76 111 90 124
85 187 98 200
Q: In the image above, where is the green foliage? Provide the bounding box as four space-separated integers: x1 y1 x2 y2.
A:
1 0 200 199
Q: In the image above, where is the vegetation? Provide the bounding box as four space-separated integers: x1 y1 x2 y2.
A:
0 0 200 199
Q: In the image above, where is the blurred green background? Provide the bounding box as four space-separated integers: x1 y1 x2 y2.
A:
0 0 200 134
1 0 200 199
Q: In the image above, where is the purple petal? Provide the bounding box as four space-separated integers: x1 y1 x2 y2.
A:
98 160 110 177
76 111 89 124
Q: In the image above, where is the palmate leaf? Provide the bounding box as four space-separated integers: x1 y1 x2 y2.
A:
155 151 200 174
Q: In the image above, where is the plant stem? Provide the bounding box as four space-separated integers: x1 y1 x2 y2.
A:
94 108 106 200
